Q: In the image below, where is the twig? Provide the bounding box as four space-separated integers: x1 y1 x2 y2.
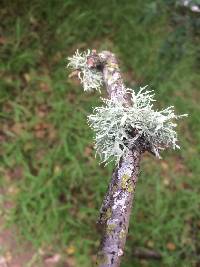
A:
85 51 144 266
67 49 187 267
96 149 142 266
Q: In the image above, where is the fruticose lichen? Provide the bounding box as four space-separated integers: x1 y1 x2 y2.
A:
68 50 187 165
88 87 187 164
67 49 103 92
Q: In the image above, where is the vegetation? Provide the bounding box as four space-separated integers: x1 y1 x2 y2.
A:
0 1 199 266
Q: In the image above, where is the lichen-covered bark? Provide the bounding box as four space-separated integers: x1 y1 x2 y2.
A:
86 51 144 267
87 50 130 104
98 51 126 102
96 149 141 267
67 48 185 266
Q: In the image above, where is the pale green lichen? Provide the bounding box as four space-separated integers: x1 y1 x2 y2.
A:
103 207 112 221
68 50 188 165
121 174 130 190
106 223 116 234
88 86 188 164
127 182 134 193
120 174 134 192
112 184 118 194
67 49 103 92
119 229 126 240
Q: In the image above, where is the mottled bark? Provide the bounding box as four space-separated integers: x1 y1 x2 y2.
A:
96 150 141 267
86 51 145 267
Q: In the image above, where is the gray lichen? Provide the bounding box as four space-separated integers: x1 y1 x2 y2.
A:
67 49 103 92
67 49 188 267
88 87 187 164
68 50 187 165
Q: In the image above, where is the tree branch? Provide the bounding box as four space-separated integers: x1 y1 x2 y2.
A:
96 149 142 267
67 49 187 267
86 51 144 266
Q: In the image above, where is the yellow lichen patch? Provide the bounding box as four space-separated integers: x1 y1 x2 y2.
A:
127 182 134 193
104 207 112 220
106 223 116 234
121 174 130 190
107 62 119 69
121 174 134 193
112 184 118 193
119 229 126 240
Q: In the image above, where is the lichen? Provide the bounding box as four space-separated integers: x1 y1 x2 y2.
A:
106 223 116 234
119 229 126 240
68 50 188 165
103 207 112 221
112 184 118 194
121 174 134 193
127 183 134 193
88 86 188 164
121 174 130 190
67 49 103 92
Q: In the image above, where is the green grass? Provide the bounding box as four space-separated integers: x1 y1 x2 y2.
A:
0 1 200 266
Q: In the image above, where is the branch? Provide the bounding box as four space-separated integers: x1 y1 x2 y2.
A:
85 51 143 266
67 49 187 267
96 149 142 266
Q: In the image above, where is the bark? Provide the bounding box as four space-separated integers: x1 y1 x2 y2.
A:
86 51 145 267
96 149 142 267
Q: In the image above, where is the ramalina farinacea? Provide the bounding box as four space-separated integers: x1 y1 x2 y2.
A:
67 49 188 267
67 49 187 164
67 50 103 92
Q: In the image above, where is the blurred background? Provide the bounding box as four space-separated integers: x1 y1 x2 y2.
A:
0 0 200 266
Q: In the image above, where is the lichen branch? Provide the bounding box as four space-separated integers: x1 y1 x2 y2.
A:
68 50 187 164
67 49 187 267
